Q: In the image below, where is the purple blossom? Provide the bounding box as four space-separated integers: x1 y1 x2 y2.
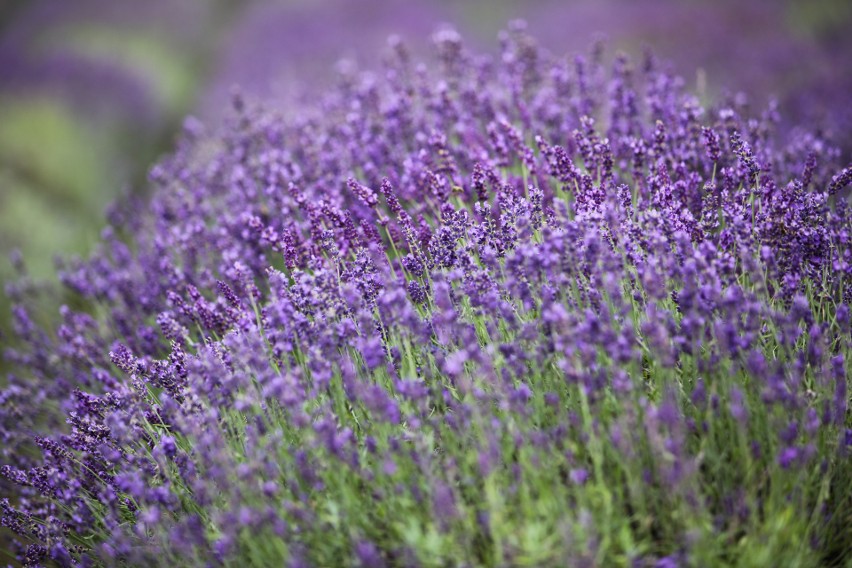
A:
1 20 850 568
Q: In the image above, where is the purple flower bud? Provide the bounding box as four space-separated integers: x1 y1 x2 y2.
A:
569 468 590 485
778 447 799 469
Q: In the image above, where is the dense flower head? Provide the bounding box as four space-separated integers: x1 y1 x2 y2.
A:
2 23 851 567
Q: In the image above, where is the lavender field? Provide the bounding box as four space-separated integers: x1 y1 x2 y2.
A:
1 2 851 567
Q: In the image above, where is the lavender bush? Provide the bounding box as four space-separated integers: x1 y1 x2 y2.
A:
2 24 851 567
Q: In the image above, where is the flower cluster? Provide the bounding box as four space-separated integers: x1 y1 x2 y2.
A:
2 24 851 567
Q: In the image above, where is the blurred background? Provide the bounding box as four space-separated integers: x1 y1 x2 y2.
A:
0 0 850 328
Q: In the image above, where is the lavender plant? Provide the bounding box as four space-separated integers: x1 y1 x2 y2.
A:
2 23 851 567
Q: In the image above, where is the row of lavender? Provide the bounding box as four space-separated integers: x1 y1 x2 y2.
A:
2 25 851 566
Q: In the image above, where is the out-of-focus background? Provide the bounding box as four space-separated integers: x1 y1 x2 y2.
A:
1 0 850 324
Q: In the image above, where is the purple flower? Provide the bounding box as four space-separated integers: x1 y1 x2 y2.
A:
1 19 850 567
570 468 590 485
778 447 799 469
159 435 177 458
